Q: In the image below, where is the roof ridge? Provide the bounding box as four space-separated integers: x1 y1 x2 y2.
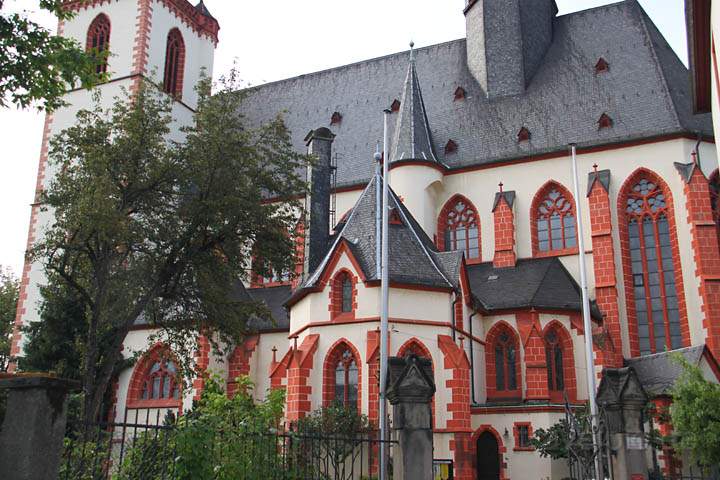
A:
529 258 555 306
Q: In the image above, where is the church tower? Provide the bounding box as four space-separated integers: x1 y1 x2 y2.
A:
9 0 220 368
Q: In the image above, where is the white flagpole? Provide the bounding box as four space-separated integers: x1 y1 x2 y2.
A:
379 109 391 480
570 144 603 480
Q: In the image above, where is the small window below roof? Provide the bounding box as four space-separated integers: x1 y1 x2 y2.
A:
454 87 466 101
445 139 458 155
390 99 401 113
517 127 531 142
595 57 609 73
330 111 343 125
598 113 613 130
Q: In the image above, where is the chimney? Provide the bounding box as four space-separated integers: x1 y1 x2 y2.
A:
492 187 516 268
303 128 335 276
464 0 557 99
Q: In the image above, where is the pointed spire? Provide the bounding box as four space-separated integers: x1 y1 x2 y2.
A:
390 43 440 165
195 0 215 19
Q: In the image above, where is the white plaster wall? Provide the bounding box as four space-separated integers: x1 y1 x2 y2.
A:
389 165 444 239
249 331 290 401
62 1 139 78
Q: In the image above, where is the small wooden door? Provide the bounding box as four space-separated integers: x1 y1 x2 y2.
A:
476 431 500 480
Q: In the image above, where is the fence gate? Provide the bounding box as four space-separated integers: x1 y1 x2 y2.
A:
564 401 612 480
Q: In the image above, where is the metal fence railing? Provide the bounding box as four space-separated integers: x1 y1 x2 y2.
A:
60 411 395 480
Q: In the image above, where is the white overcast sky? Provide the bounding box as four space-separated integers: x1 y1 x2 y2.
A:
0 0 687 275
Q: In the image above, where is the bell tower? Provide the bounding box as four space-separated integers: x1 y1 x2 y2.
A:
9 0 220 368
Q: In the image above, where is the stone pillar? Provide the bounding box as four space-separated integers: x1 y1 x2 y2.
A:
492 189 516 268
597 367 650 480
0 374 80 480
285 334 319 421
516 311 550 402
676 161 720 357
587 168 624 368
386 354 436 480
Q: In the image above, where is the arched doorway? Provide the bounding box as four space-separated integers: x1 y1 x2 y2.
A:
476 431 500 480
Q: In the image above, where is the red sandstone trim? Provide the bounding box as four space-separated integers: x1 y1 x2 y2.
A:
328 269 358 321
513 422 534 451
493 193 516 268
321 338 363 411
437 194 482 260
530 180 578 258
470 426 509 480
485 321 522 402
226 336 259 398
126 343 183 410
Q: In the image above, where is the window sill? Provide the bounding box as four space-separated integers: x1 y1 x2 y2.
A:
533 248 579 259
332 312 356 322
513 447 535 452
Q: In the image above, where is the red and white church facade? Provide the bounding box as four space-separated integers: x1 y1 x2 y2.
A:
11 1 720 479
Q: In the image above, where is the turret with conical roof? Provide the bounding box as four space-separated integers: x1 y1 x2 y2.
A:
389 44 445 240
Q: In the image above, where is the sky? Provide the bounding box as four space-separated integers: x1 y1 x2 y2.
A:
0 0 688 276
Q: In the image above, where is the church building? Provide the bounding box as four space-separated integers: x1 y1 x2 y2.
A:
10 1 720 479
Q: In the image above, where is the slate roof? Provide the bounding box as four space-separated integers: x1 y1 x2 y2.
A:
238 1 712 189
245 285 291 332
290 176 455 303
624 345 707 396
465 257 602 318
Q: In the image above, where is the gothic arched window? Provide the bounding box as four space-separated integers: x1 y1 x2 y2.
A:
532 182 577 255
709 170 720 238
623 175 683 355
494 331 517 392
341 275 352 312
330 270 355 319
486 323 521 400
545 328 564 393
324 341 361 411
142 359 180 401
163 29 185 98
438 196 480 260
86 14 110 74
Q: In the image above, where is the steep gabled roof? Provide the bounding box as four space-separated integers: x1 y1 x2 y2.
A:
288 176 455 306
239 1 711 189
390 50 443 167
465 257 602 319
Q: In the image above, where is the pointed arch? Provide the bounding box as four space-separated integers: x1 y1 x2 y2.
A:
86 13 111 74
530 180 578 256
127 343 182 409
709 169 720 239
163 28 185 98
329 268 357 320
542 320 577 403
397 337 433 364
437 194 481 261
618 168 689 357
471 425 509 480
322 339 362 411
485 321 522 401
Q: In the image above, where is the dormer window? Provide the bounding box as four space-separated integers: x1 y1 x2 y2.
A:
598 113 613 130
445 139 458 155
595 57 610 73
517 127 531 142
454 87 466 101
330 111 343 125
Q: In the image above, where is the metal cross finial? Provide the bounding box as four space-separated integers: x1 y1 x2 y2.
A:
498 181 504 193
374 142 382 163
593 163 598 173
292 335 298 351
409 41 415 63
272 346 278 363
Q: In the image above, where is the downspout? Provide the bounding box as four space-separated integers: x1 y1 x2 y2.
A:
469 311 478 405
451 291 459 342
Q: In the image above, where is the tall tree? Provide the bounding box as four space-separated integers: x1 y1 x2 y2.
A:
0 267 19 371
1 0 105 110
31 75 308 423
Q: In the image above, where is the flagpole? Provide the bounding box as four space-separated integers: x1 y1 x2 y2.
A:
570 143 603 480
379 109 391 480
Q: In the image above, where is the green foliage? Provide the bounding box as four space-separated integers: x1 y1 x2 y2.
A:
0 1 107 110
670 356 720 466
0 266 18 372
530 412 579 460
31 72 308 422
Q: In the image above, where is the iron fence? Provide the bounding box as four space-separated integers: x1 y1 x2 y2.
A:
60 409 395 480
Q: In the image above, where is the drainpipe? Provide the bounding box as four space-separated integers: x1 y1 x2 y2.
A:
451 292 459 342
469 311 478 405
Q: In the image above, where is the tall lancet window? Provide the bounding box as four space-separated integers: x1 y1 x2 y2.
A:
163 28 185 98
438 195 480 260
623 174 683 355
86 14 111 74
324 341 361 411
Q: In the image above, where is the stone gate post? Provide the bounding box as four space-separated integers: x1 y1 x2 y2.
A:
0 374 80 480
386 354 436 480
597 367 650 480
